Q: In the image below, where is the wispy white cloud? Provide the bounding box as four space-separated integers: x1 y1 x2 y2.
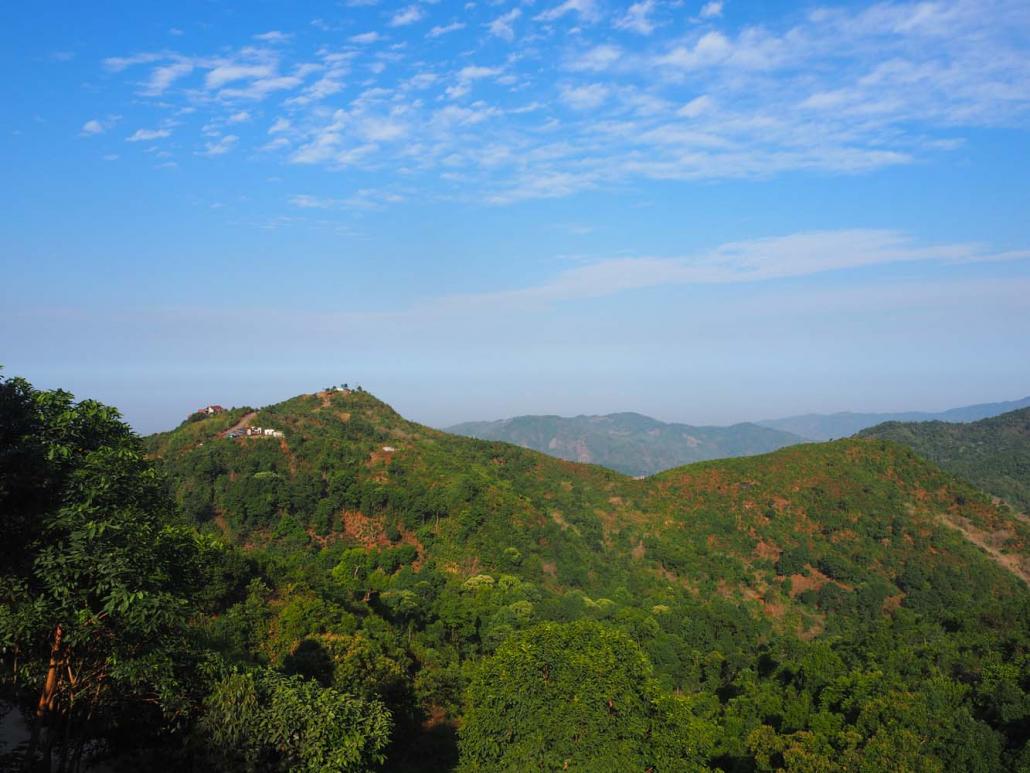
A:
198 134 238 156
289 189 405 210
488 9 522 41
81 117 119 136
101 0 1030 204
142 59 195 95
254 30 291 43
536 0 600 23
699 1 723 20
439 230 1030 305
566 44 623 72
428 21 466 38
560 82 609 109
615 0 657 35
678 94 713 117
390 5 425 27
126 127 171 142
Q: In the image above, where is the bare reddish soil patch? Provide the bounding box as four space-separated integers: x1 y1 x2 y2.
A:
941 514 1030 585
882 593 905 614
787 566 831 598
754 540 781 562
341 510 390 547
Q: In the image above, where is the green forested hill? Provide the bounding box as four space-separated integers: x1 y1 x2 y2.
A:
446 412 804 476
136 387 1030 771
859 407 1030 513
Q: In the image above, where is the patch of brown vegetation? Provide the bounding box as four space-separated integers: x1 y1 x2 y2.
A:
787 566 830 598
341 510 389 548
421 705 454 732
550 510 577 532
336 411 351 423
279 437 297 474
315 389 349 409
940 514 1030 585
754 540 781 562
798 615 825 640
631 539 646 560
761 599 786 619
830 529 858 543
541 560 558 579
368 449 395 466
882 593 905 614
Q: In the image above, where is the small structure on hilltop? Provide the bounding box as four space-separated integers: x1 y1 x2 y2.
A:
225 425 284 440
192 404 225 418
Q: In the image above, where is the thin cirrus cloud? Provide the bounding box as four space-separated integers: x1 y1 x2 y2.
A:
97 0 1030 204
431 230 1030 309
126 127 171 142
390 5 425 27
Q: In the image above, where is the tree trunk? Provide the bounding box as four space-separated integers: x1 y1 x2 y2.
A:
24 624 63 772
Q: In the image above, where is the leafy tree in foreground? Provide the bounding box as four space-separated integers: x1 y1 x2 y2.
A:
201 667 392 772
458 620 715 772
0 374 207 771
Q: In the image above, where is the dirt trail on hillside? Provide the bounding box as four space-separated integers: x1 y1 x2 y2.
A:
941 515 1030 586
279 436 297 474
219 411 257 438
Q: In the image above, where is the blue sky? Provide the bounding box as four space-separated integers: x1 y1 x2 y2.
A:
2 0 1029 433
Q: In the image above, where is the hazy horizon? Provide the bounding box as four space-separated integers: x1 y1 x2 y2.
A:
2 366 1026 436
3 0 1029 435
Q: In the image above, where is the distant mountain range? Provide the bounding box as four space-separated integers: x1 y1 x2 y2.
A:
860 407 1030 513
758 396 1030 441
447 395 1030 476
446 413 805 477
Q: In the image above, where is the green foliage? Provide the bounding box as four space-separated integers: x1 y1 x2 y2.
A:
860 407 1030 512
459 620 715 771
0 374 208 769
4 380 1022 771
201 667 392 772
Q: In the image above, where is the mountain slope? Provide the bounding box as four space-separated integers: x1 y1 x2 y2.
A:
859 407 1030 514
446 412 804 476
758 395 1030 440
147 388 1029 611
144 388 1030 770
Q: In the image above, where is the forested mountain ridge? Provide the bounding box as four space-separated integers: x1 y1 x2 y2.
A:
758 395 1030 441
446 412 804 476
859 407 1030 515
5 378 1029 771
139 386 1030 770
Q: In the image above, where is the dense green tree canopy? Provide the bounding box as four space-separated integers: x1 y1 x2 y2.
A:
459 620 715 771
